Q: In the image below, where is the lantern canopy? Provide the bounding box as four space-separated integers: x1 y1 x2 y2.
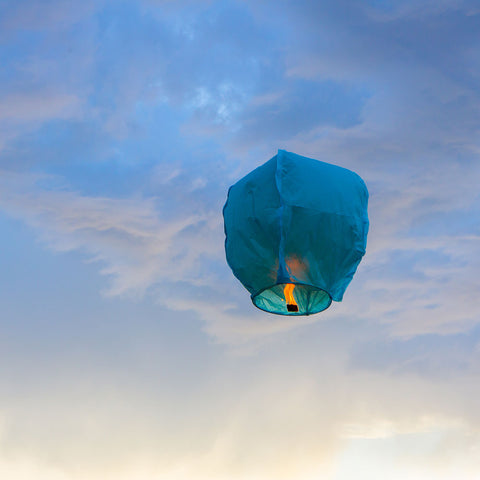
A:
223 150 369 315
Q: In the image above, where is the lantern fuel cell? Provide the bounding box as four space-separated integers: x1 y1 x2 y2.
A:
284 284 299 311
223 150 369 316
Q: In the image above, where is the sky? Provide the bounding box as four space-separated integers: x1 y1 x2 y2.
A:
1 0 480 478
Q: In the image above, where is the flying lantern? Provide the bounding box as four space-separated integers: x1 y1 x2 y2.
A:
223 150 369 315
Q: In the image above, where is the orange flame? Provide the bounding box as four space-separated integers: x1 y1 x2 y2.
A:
284 283 298 308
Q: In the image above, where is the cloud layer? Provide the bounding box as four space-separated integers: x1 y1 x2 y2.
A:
1 1 480 479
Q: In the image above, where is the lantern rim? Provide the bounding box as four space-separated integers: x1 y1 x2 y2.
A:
251 282 332 316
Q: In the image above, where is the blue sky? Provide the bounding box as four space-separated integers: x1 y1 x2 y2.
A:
1 0 480 478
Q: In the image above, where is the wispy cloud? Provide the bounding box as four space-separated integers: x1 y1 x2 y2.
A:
0 171 212 296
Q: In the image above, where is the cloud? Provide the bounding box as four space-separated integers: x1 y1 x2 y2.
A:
321 173 480 338
1 1 480 479
348 325 480 377
1 322 480 480
232 79 369 147
0 171 210 296
278 0 480 80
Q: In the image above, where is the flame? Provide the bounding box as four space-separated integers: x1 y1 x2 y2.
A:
284 283 298 307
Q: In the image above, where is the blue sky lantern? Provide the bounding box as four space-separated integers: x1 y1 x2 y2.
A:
223 150 369 315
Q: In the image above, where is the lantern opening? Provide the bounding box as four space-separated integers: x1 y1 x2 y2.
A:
251 283 332 316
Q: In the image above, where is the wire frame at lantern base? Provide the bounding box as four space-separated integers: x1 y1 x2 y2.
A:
252 283 332 316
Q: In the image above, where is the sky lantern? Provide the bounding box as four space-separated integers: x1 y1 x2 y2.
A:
223 150 369 315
